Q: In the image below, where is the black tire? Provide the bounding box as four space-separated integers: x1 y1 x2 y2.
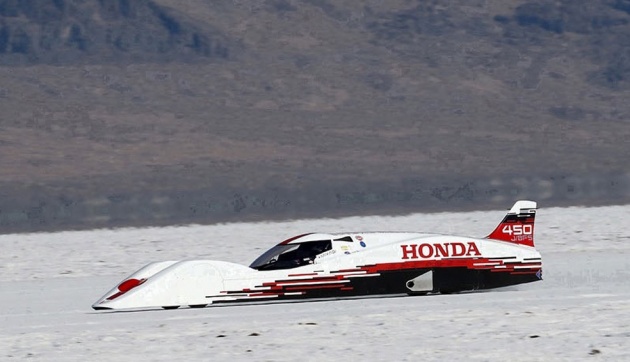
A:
162 306 180 310
188 304 207 309
407 291 429 296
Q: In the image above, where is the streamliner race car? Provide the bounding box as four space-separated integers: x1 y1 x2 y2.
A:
92 200 542 311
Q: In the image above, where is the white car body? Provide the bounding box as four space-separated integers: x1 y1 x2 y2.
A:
93 200 542 311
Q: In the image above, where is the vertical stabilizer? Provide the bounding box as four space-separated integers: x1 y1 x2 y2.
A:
486 200 537 247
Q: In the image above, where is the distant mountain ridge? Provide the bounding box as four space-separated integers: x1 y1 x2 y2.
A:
0 0 629 231
0 0 235 64
1 0 630 89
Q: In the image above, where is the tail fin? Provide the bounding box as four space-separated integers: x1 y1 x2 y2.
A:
487 200 537 247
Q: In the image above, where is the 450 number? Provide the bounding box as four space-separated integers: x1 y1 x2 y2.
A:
502 224 533 236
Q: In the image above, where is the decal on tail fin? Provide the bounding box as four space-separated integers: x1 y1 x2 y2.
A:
487 200 537 247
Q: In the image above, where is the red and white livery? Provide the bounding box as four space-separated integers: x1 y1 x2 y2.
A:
93 200 542 311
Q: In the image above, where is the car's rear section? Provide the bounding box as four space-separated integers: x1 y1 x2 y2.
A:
427 200 542 293
376 200 543 295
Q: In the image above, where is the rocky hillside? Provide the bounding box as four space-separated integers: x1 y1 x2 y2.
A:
0 0 629 230
0 0 234 64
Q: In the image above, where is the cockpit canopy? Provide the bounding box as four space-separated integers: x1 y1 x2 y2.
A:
250 239 332 271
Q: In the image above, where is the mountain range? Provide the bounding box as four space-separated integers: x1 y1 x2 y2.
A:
1 0 629 231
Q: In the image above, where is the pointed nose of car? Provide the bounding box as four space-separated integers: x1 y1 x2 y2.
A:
91 260 237 310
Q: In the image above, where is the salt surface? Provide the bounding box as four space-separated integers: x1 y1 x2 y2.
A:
1 204 629 361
